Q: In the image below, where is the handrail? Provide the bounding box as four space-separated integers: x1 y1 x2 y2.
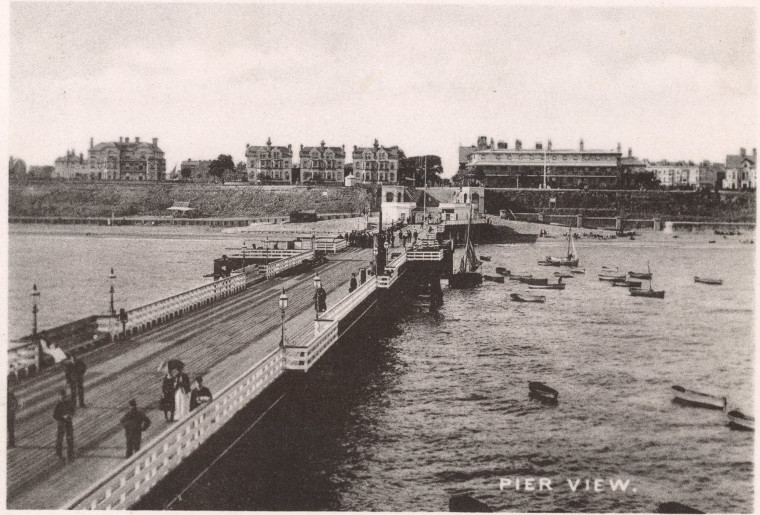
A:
64 347 284 510
265 250 315 279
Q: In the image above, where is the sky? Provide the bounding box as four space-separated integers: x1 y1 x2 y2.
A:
8 3 758 177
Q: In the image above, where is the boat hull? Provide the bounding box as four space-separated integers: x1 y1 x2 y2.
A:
483 275 505 284
529 381 559 399
449 272 482 289
694 277 723 285
510 293 545 303
495 267 510 276
519 277 549 286
727 410 754 431
671 385 726 410
599 274 626 282
612 280 642 287
629 288 665 299
528 284 565 290
628 272 652 280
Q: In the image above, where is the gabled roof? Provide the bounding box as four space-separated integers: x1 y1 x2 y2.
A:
352 143 401 160
300 144 346 159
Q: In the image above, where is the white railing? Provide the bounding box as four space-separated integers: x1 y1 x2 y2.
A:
314 239 347 253
64 348 284 510
407 249 445 261
236 249 304 260
121 273 247 337
265 250 315 279
285 277 377 372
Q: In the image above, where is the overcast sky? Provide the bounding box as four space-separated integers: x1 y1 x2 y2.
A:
9 3 757 177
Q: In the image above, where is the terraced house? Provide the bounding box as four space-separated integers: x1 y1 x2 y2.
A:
245 138 293 184
352 139 402 185
299 142 346 185
87 136 166 180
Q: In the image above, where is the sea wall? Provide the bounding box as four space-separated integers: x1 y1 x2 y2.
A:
484 189 756 222
9 182 378 218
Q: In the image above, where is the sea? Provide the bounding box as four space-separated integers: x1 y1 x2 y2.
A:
7 228 755 512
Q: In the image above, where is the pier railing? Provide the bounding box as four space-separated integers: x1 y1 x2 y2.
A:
377 251 407 289
406 249 445 261
314 238 347 253
265 250 316 279
285 276 378 372
236 249 305 260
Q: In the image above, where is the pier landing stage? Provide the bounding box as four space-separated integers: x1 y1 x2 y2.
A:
7 248 373 509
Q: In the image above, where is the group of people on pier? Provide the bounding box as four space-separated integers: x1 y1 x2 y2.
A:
161 362 213 423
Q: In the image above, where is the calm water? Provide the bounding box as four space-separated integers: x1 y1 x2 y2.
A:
8 230 755 512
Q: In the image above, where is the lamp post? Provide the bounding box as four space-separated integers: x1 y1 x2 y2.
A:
313 274 321 321
278 287 288 348
109 268 116 316
31 284 41 369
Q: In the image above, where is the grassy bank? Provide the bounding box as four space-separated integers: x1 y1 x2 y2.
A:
9 182 379 218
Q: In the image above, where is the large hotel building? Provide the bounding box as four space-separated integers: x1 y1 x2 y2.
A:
462 136 622 189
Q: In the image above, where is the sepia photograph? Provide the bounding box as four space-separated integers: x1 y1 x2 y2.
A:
5 2 756 512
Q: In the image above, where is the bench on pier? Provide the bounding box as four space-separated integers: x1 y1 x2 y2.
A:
167 201 194 217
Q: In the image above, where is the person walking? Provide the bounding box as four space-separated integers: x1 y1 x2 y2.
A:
120 399 151 458
63 354 87 408
190 377 213 411
413 229 418 244
348 273 358 293
8 385 19 448
173 366 191 420
314 284 327 313
53 388 75 461
161 369 176 422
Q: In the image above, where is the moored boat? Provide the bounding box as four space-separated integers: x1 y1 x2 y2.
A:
450 203 482 289
479 255 491 262
727 409 754 431
628 271 652 280
541 230 579 267
510 293 546 303
538 260 560 267
694 276 723 285
569 268 585 274
554 271 573 278
519 277 549 286
629 287 665 299
528 283 566 290
495 267 511 276
509 273 532 281
611 279 642 287
483 275 505 284
528 381 558 399
599 274 626 282
601 266 618 272
671 385 726 410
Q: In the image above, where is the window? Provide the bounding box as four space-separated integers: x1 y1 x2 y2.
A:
302 159 310 168
273 151 280 159
390 173 395 182
390 162 395 170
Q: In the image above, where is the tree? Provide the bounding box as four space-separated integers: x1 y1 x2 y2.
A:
9 156 27 178
398 155 444 186
209 154 235 184
234 161 248 182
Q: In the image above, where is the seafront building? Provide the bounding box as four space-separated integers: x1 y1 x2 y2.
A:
353 139 402 185
245 138 294 184
53 150 88 179
87 137 166 181
299 142 346 185
463 137 621 189
180 159 212 182
645 162 700 188
723 148 756 190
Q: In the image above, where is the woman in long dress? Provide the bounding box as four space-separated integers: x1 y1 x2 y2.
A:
173 367 191 420
161 370 176 421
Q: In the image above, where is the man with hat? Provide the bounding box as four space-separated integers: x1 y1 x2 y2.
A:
189 376 213 411
120 399 151 458
53 388 75 461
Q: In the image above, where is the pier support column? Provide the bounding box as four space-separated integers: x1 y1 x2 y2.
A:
615 217 623 232
538 213 544 223
653 218 662 231
576 214 583 228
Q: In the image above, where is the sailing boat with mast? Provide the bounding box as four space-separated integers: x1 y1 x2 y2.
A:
449 202 482 289
539 229 579 267
629 262 665 299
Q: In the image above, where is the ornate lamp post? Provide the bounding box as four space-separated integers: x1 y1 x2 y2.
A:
313 274 322 321
109 268 116 316
31 284 41 369
278 288 288 348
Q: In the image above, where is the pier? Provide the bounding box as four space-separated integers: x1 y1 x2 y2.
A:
7 238 444 509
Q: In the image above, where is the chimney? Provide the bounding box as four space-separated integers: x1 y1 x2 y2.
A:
617 142 621 153
536 142 542 150
515 140 522 150
80 152 84 164
90 137 94 149
753 148 757 159
135 136 140 143
119 137 123 143
288 143 292 151
477 136 487 149
152 138 158 146
300 143 303 150
354 145 357 151
490 138 495 149
579 139 584 151
628 148 632 158
246 143 250 149
740 147 746 156
125 137 130 143
497 140 507 149
548 139 552 151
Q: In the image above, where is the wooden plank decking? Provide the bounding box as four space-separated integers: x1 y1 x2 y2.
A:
7 249 373 509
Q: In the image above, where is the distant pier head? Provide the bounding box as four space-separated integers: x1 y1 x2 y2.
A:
6 212 455 510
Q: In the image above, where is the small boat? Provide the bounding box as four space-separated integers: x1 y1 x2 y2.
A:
518 277 549 286
569 268 585 274
541 231 579 267
510 293 546 303
708 240 716 244
509 273 532 281
671 385 726 410
694 276 723 285
450 204 482 289
528 381 558 399
599 274 627 282
449 494 493 513
611 279 642 288
727 409 754 431
628 271 652 280
629 288 665 299
483 275 505 284
538 259 560 267
479 255 491 261
529 283 566 290
554 272 573 278
495 267 511 276
601 266 618 271
657 501 704 514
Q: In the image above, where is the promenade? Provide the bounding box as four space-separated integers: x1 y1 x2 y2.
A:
7 248 373 509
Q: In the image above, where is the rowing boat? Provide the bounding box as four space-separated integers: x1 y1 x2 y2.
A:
727 409 754 431
671 385 726 410
599 274 626 282
694 277 723 285
528 283 565 290
510 293 546 303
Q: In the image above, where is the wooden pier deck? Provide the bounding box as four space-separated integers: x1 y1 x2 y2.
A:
7 248 373 509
